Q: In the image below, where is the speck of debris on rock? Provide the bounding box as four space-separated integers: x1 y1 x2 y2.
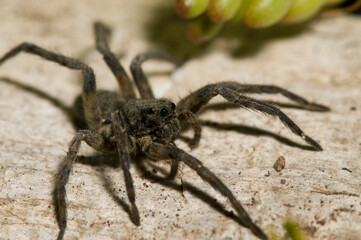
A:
342 167 352 173
273 156 286 172
280 179 286 184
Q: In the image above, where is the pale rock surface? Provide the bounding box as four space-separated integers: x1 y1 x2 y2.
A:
0 1 360 240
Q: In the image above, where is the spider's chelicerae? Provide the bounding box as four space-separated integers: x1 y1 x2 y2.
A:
0 22 329 240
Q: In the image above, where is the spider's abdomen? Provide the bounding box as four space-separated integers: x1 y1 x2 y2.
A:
87 90 125 140
96 90 125 120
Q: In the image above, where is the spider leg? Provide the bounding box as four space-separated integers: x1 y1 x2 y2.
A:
94 22 136 100
177 109 202 149
138 137 268 240
130 50 181 98
0 43 100 129
177 84 323 150
215 82 330 111
166 161 180 180
111 111 140 225
54 130 106 240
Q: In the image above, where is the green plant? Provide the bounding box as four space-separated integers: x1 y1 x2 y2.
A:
175 0 360 43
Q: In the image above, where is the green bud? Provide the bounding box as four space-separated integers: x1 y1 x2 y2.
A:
186 16 223 43
284 220 308 240
282 0 325 24
244 0 293 28
175 0 210 19
233 0 252 22
325 0 346 7
207 0 243 23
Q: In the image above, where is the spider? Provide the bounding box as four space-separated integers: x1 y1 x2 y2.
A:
0 22 329 240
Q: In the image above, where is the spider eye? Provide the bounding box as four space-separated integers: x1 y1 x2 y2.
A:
170 103 176 110
147 108 154 114
160 108 168 117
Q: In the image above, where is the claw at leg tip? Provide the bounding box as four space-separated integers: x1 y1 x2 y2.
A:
304 135 323 151
131 203 141 226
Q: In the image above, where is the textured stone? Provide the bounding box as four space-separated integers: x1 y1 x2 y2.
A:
0 1 360 240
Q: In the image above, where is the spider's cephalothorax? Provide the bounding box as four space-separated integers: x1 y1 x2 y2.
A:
0 22 330 240
122 98 180 141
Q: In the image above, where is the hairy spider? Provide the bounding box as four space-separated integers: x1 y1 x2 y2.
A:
0 22 329 240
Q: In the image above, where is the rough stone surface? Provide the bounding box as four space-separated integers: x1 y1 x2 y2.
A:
0 1 360 240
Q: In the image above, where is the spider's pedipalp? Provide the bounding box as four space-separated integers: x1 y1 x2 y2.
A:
177 109 202 149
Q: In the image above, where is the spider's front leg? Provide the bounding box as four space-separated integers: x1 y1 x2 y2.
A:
111 111 140 225
0 43 100 130
130 50 181 99
213 82 330 112
94 22 181 100
138 137 268 240
94 22 136 100
54 130 107 240
177 83 324 150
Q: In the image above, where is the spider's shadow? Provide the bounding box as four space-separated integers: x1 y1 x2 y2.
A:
75 153 248 228
197 102 319 151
